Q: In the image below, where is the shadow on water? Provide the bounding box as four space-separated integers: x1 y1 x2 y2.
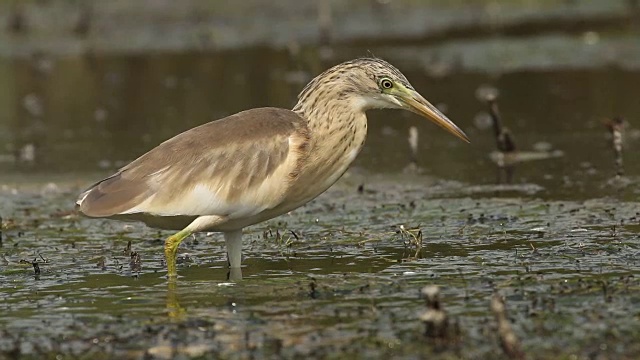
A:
1 2 640 358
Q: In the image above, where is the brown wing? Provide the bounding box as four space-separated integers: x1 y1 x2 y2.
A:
77 107 311 219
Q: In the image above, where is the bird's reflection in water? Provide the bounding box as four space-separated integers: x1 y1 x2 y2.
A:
166 280 186 319
165 267 243 319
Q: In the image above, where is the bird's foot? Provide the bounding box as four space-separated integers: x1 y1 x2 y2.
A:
164 230 190 278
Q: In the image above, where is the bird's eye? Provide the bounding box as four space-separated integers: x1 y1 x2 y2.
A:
380 78 393 90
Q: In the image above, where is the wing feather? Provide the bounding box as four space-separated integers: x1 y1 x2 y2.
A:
77 107 310 221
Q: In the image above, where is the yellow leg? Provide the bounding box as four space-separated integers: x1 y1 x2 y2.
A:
164 229 191 278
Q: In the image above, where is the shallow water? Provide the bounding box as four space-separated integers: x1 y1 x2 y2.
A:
1 171 639 358
1 2 640 359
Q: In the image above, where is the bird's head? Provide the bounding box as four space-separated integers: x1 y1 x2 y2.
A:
294 58 469 143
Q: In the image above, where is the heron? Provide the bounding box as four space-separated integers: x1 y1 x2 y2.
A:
76 58 469 278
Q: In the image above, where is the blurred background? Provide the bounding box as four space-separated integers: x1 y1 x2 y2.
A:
1 0 639 198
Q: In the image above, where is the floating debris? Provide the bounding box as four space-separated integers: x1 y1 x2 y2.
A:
490 293 525 360
488 150 564 168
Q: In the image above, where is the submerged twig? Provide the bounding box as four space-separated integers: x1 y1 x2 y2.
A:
490 293 525 360
123 240 132 256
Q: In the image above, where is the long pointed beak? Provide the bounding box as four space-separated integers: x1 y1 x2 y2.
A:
400 90 470 143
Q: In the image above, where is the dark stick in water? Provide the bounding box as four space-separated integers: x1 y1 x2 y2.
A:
603 116 624 178
487 95 516 153
419 285 449 340
484 94 516 183
491 293 525 360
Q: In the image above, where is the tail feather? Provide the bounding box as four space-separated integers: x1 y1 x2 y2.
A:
76 172 152 217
